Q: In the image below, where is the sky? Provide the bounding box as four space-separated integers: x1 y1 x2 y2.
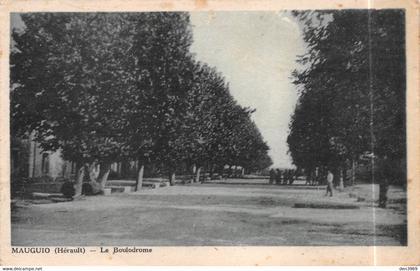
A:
190 12 306 168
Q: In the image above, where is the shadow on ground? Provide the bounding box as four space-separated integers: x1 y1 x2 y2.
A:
11 181 407 246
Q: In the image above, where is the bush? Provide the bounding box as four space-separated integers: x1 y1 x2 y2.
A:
60 181 75 198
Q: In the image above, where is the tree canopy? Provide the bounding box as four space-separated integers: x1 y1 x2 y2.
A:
11 12 272 188
288 10 406 183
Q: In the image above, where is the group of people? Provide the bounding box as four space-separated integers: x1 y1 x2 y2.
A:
268 169 296 185
269 165 391 202
269 167 336 197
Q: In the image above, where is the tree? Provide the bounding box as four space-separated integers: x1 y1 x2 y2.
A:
126 12 195 186
12 12 273 192
11 13 139 195
182 61 272 179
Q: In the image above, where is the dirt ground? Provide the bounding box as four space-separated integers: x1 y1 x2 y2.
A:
11 180 407 246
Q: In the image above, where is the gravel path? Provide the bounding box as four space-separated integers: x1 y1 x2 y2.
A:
11 181 407 246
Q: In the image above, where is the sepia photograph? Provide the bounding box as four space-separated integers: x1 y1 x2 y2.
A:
7 7 410 250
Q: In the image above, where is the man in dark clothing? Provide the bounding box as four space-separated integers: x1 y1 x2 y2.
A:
378 178 389 208
275 169 282 185
269 169 275 184
289 169 295 185
379 156 391 208
286 170 292 185
283 170 288 185
325 170 334 197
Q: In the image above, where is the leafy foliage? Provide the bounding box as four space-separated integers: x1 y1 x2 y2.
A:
11 12 272 185
288 10 406 183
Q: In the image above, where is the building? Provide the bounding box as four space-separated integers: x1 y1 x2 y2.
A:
11 133 137 182
11 133 77 182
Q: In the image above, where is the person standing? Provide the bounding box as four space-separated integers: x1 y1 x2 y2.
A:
305 170 313 186
315 167 319 186
283 170 288 185
325 170 334 196
279 170 284 184
287 170 293 185
289 169 295 185
275 169 281 185
378 177 389 208
269 168 275 184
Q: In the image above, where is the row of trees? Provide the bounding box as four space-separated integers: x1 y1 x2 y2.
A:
288 10 406 186
11 13 272 195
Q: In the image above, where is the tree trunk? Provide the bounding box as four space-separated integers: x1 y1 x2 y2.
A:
332 167 340 187
351 159 356 186
135 164 144 191
338 169 344 192
169 171 176 186
98 163 111 190
74 165 85 197
195 166 201 183
241 167 245 177
88 161 100 182
209 164 214 179
83 162 110 195
379 180 389 208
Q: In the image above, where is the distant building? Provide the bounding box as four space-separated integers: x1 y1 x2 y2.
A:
11 133 135 182
11 133 77 181
12 134 216 182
